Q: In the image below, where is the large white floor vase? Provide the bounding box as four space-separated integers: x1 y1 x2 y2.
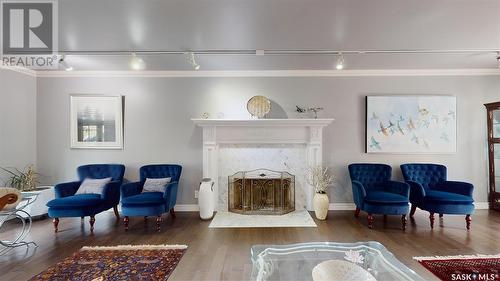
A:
313 193 329 220
312 260 376 281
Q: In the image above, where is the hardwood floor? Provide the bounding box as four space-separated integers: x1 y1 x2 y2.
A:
1 209 500 281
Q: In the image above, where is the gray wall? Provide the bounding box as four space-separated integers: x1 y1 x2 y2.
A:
36 75 500 204
0 69 37 185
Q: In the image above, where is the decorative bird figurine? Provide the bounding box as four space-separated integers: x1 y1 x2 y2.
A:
308 107 324 119
296 105 307 113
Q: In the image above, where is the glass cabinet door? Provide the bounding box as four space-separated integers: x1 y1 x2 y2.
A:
494 110 500 138
485 103 500 210
495 144 500 198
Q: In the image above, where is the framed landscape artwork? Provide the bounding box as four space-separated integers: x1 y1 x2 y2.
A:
365 95 456 154
70 95 123 149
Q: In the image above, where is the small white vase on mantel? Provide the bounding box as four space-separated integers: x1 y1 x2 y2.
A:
313 192 329 220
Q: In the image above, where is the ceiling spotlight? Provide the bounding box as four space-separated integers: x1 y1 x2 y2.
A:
496 52 500 68
130 53 146 70
187 52 200 70
336 52 345 70
59 55 73 71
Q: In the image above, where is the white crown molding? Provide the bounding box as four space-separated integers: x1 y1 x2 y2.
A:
34 68 500 78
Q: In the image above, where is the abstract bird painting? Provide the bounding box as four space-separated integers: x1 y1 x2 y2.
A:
366 96 456 153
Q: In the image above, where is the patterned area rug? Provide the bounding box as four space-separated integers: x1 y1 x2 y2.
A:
414 254 500 281
30 244 187 281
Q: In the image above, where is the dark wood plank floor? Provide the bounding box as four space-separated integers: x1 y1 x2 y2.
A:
1 209 499 281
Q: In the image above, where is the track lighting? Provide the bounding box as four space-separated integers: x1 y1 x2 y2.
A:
58 55 73 71
129 53 146 70
336 52 345 70
187 52 200 70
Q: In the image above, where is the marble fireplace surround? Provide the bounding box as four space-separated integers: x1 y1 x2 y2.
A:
192 119 334 211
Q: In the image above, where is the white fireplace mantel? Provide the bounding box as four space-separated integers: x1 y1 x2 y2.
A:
192 118 334 211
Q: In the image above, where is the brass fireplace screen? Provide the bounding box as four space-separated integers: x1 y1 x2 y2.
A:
228 169 295 215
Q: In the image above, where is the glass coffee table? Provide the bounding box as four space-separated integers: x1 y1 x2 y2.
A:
251 242 424 281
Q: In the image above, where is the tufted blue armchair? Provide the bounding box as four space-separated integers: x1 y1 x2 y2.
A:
348 164 410 230
120 164 182 231
47 164 125 233
401 164 474 230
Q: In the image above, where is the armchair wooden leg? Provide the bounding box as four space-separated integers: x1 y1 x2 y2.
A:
429 213 435 229
53 218 59 233
124 216 129 231
113 206 120 220
354 208 360 218
170 208 176 218
367 214 374 229
401 215 407 231
89 216 95 232
156 216 162 232
410 204 417 217
466 215 471 230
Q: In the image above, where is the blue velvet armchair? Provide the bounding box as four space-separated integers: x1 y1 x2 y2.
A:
46 164 125 233
401 164 474 230
348 164 410 230
120 164 182 231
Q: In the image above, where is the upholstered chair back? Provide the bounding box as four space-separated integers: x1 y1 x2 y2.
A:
139 164 182 183
77 164 125 182
400 164 447 190
348 164 392 190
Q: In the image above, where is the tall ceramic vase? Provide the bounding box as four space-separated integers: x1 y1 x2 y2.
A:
313 193 329 220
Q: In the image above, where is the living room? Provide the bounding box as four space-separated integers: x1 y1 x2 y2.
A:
0 1 499 280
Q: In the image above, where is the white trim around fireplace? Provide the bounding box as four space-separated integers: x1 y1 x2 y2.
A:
192 118 334 211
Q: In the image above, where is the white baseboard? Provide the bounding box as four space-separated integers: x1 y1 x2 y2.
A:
174 203 357 212
328 203 357 210
174 204 199 212
171 202 490 212
327 202 489 211
474 202 489 210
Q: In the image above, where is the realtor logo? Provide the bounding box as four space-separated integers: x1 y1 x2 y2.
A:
1 0 58 69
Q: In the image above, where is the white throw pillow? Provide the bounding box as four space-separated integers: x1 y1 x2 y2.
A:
75 178 112 195
142 178 172 193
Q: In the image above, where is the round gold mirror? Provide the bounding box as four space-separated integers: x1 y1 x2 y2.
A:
247 96 271 118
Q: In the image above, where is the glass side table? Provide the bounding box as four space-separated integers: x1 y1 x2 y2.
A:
251 242 424 281
0 194 38 255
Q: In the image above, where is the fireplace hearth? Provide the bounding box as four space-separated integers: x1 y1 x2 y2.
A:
228 169 295 215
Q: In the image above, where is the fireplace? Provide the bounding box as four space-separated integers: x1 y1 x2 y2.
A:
228 169 295 215
193 118 333 211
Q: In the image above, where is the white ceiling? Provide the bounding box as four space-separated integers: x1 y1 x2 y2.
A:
54 0 500 71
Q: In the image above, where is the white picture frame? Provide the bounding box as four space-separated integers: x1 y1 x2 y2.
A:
70 95 123 149
366 95 457 154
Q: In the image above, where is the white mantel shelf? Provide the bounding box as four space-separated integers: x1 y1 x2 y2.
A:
192 118 334 127
192 118 334 211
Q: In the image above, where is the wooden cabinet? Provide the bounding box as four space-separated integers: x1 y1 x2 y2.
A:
485 102 500 210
